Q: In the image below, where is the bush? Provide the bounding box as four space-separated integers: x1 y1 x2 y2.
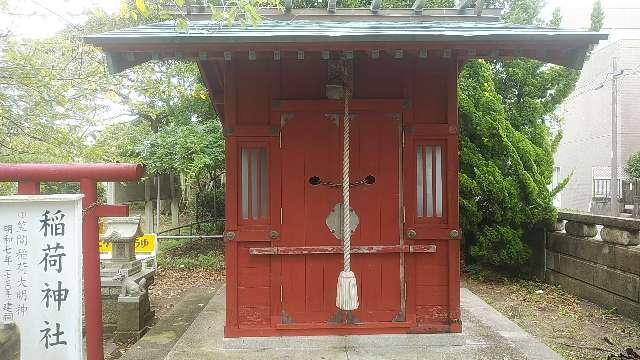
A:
625 151 640 180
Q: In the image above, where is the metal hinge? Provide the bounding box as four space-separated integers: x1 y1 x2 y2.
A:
402 129 405 148
403 206 406 223
279 131 282 148
280 285 283 303
280 207 283 224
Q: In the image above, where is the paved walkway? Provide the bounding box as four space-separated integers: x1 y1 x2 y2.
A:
124 286 562 360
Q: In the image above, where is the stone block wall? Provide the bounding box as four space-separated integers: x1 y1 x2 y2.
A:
544 211 640 321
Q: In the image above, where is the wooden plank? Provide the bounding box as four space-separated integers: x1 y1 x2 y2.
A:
274 99 407 112
249 244 436 255
225 241 239 329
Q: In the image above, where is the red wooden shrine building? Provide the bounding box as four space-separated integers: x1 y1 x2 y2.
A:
86 4 604 338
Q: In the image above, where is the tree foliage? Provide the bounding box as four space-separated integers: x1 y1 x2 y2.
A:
625 152 640 180
458 0 578 266
459 60 566 265
590 0 605 32
0 33 109 162
1 0 226 218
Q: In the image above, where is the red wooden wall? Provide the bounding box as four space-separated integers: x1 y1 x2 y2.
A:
201 50 461 337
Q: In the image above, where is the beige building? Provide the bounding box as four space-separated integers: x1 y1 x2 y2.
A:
555 38 640 211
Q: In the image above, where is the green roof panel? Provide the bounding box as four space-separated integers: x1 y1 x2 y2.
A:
86 20 606 45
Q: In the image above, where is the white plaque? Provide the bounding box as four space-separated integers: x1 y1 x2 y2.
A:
0 194 84 360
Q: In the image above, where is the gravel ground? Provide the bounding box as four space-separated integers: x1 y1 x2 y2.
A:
463 271 640 360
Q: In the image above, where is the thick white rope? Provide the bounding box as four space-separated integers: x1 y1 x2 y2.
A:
336 84 358 312
342 89 351 272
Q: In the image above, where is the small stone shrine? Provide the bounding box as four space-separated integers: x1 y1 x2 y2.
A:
100 217 155 340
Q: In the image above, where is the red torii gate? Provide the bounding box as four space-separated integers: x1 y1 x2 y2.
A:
0 163 144 360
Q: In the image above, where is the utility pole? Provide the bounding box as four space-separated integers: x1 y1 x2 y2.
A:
610 57 619 217
156 175 161 232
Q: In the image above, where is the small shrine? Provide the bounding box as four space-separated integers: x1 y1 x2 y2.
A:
99 217 155 340
86 4 605 338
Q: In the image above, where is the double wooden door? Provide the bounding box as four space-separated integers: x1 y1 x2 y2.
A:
278 111 403 325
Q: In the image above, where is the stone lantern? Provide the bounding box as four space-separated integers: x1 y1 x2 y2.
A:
99 216 155 340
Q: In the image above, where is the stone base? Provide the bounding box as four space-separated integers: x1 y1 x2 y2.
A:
0 324 19 360
114 293 156 341
550 220 565 232
600 226 640 246
101 259 143 278
101 267 155 337
565 221 598 237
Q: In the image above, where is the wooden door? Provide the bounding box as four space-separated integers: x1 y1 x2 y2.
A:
279 111 402 325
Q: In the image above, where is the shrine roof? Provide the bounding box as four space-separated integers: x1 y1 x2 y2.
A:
86 20 605 45
84 19 607 72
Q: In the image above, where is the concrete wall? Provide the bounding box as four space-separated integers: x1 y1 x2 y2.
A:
536 212 640 321
106 174 176 204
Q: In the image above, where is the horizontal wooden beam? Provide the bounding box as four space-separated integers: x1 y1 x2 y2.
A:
249 244 437 255
273 98 408 113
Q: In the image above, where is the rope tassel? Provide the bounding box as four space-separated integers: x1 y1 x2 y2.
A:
336 88 359 311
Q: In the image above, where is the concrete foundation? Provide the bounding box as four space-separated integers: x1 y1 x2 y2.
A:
121 285 561 360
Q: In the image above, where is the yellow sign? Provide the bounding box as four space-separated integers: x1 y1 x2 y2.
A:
98 240 112 253
99 234 156 254
135 234 156 253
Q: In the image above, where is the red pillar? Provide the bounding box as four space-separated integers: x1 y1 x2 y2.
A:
80 178 104 360
17 181 40 194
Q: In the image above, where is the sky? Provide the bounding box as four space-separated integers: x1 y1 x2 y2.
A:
2 0 637 39
0 0 121 38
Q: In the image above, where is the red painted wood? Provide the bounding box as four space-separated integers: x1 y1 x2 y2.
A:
17 181 40 194
93 204 128 218
446 60 462 331
0 163 143 181
268 57 283 329
219 55 461 337
249 244 437 255
79 179 104 360
224 240 239 334
278 110 402 325
224 322 456 337
274 99 406 113
236 59 271 126
354 54 405 98
98 41 593 69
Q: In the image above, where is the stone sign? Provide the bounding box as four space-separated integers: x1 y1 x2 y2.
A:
0 194 83 360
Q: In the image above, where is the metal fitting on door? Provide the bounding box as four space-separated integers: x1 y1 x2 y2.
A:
226 231 236 241
406 229 417 239
269 230 279 240
449 229 459 239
